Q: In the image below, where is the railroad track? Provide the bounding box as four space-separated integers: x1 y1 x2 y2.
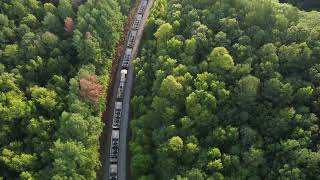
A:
104 0 154 179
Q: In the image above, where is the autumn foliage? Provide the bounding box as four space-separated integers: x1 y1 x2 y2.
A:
85 31 93 39
64 17 74 32
79 74 105 103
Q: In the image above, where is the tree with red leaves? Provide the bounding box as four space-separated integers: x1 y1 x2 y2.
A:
79 74 105 103
64 17 74 32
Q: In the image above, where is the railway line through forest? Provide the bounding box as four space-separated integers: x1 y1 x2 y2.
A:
98 0 154 180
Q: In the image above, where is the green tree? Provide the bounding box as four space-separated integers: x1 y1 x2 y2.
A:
131 154 153 177
186 90 217 134
0 149 37 173
42 13 61 32
30 86 60 113
57 0 74 19
159 75 184 103
236 75 260 105
51 140 98 180
155 23 173 41
263 78 293 105
187 168 205 180
168 136 183 153
207 47 234 74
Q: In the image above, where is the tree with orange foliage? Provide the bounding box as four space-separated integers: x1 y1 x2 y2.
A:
79 73 105 103
85 32 92 39
64 17 74 32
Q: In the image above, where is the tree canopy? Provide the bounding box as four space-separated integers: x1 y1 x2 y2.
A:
130 0 320 179
0 0 128 178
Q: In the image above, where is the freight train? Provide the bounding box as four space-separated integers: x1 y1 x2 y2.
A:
109 0 149 179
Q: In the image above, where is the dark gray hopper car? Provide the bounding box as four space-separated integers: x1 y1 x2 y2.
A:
138 0 148 15
127 30 137 48
122 48 132 69
110 130 120 163
112 102 122 129
132 14 143 30
109 162 118 180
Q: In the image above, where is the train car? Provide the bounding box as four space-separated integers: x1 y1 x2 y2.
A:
138 0 148 15
122 48 132 69
116 69 128 99
110 130 120 163
109 164 118 180
127 30 137 48
112 102 122 129
132 14 142 30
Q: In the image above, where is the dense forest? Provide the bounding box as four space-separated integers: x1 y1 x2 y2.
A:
0 0 128 179
280 0 320 10
130 0 320 179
